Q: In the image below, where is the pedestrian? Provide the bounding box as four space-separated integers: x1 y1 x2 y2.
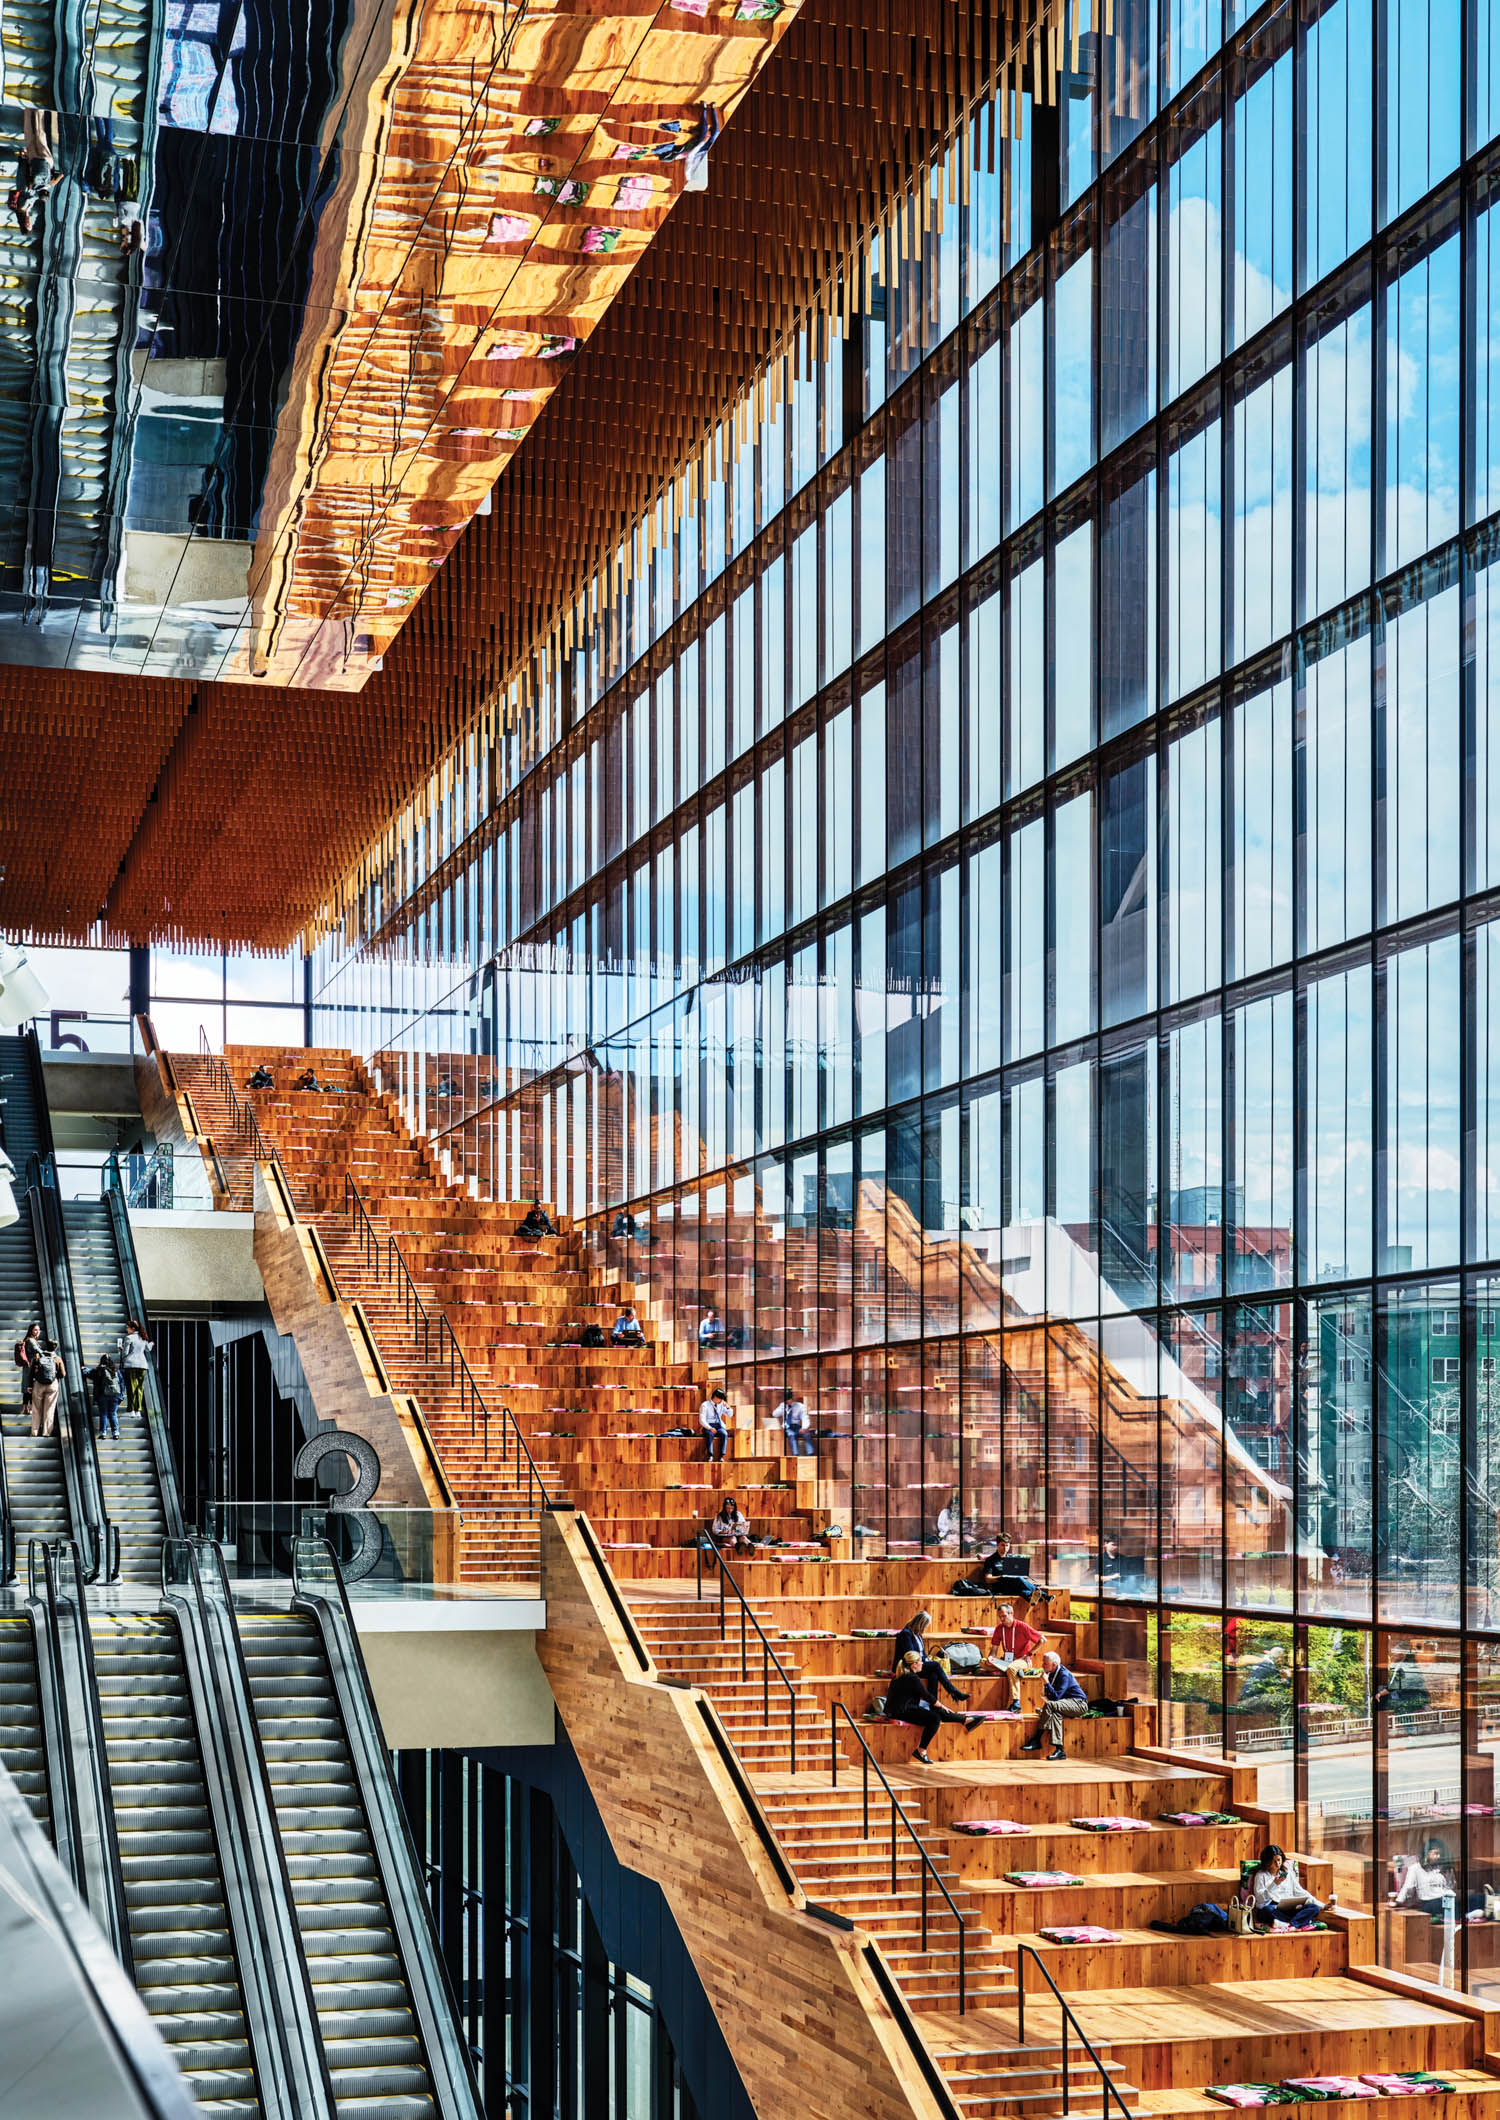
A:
13 1320 39 1416
699 1385 731 1463
120 1317 154 1412
886 1650 985 1766
28 1338 61 1438
90 1354 121 1439
1019 1649 1090 1760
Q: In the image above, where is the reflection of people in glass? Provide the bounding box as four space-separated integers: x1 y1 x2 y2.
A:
1391 1839 1455 1919
1238 1643 1291 1706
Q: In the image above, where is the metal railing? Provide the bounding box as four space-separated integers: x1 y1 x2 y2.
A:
27 1153 116 1582
102 1153 187 1543
196 1029 295 1199
830 1700 968 2011
1014 1942 1134 2120
696 1530 799 1772
341 1174 550 1508
0 1408 14 1583
30 1536 133 1972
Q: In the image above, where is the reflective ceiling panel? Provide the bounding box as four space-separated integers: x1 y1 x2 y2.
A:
0 0 800 687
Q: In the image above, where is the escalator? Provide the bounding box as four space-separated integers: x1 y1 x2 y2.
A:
63 1192 172 1581
239 1610 442 2119
90 1610 263 2116
0 1607 52 1838
0 1032 72 1565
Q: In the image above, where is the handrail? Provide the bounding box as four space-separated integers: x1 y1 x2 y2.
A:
102 1154 187 1542
569 1505 653 1672
341 1174 550 1508
26 1156 115 1582
161 1536 336 2120
697 1530 799 1773
291 1535 485 2120
830 1701 967 2012
25 1537 85 1892
197 1032 295 1201
0 1396 14 1583
1014 1942 1134 2120
30 1535 133 1973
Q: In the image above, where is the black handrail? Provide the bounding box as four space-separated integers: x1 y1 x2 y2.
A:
162 1536 336 2120
27 1155 115 1582
0 1399 14 1583
197 1030 295 1201
25 1537 85 1891
30 1535 133 1975
102 1153 186 1542
291 1535 485 2120
696 1530 799 1773
1014 1942 1133 2120
341 1174 550 1508
830 1700 968 2012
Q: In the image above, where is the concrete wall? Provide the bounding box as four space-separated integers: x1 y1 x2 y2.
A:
356 1613 554 1749
130 1209 264 1307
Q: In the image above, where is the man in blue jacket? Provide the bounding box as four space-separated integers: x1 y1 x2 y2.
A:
1020 1650 1088 1760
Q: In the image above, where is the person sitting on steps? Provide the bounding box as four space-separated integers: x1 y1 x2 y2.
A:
710 1496 753 1553
699 1386 731 1462
1248 1844 1326 1928
1020 1649 1088 1759
610 1304 646 1347
892 1610 970 1704
887 1650 985 1766
517 1199 554 1240
246 1064 274 1089
984 1598 1046 1709
294 1067 321 1092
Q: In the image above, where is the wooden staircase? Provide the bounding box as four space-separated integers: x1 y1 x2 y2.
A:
155 1039 1500 2120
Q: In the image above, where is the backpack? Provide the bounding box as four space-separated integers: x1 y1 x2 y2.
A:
13 1339 27 1368
31 1351 57 1386
580 1323 605 1347
944 1640 982 1673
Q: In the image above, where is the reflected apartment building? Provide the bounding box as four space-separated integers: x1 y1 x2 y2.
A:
306 0 1500 2000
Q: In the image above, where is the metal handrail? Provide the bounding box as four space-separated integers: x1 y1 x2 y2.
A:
830 1700 967 2012
25 1537 85 1891
102 1154 187 1543
30 1535 134 1974
291 1535 485 2120
27 1154 115 1582
197 1031 294 1198
696 1530 799 1773
1014 1942 1134 2120
341 1175 550 1508
0 1402 14 1583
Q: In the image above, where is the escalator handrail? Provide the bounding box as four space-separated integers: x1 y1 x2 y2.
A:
291 1535 485 2120
102 1155 187 1541
160 1536 337 2120
38 1155 118 1579
25 1172 107 1582
24 1536 85 1893
0 1393 14 1584
20 1023 56 1160
31 1534 133 1973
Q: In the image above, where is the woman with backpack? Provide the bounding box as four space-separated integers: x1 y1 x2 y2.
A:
120 1319 154 1412
28 1338 62 1437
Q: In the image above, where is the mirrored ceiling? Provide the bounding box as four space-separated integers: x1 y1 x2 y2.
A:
0 0 797 689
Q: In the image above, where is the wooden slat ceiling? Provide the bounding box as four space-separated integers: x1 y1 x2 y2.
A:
9 0 1057 948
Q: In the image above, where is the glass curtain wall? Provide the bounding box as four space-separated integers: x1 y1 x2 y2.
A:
310 0 1500 1993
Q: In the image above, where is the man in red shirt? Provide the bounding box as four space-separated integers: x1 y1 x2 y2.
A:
984 1600 1045 1710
